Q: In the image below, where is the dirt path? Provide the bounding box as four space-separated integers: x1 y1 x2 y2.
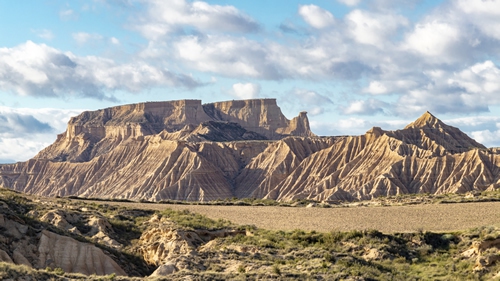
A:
94 201 500 233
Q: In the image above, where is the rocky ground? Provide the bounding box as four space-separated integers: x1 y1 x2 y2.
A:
70 188 500 233
0 187 500 280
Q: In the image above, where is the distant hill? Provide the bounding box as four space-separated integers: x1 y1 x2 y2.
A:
0 99 498 202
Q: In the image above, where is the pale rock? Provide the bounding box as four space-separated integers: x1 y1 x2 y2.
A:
363 248 384 261
1 104 499 203
138 221 202 266
40 210 80 234
37 230 126 276
86 215 113 236
461 248 476 259
150 262 177 276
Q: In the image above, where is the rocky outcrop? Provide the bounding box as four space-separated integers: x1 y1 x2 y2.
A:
0 102 499 202
204 99 314 139
38 230 126 276
33 99 314 163
0 213 127 276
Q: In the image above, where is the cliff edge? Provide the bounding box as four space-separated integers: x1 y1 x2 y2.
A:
35 99 314 162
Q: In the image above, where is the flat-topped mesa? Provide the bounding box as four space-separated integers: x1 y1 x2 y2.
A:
35 98 314 162
66 100 211 140
36 100 212 161
203 99 315 139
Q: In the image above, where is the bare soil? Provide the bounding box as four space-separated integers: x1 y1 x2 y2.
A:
92 200 500 233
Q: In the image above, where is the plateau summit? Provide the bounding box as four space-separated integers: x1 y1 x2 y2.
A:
0 99 498 202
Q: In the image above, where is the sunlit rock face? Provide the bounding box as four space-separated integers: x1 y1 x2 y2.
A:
0 99 499 202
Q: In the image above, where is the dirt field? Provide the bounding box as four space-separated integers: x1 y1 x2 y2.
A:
95 201 500 233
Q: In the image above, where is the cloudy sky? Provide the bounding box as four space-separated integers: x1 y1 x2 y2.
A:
1 0 500 163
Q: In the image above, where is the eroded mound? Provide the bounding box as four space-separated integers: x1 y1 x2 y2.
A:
0 99 499 202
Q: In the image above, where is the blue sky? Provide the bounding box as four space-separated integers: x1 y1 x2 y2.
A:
1 0 500 162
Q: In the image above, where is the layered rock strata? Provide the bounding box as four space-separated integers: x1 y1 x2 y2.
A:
0 99 499 202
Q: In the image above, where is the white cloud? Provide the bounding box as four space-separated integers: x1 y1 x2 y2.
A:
365 81 388 95
449 61 500 95
110 37 120 45
337 0 361 6
72 32 104 45
99 0 500 118
389 61 500 116
32 29 54 40
59 9 78 21
0 41 203 100
0 107 81 162
346 10 408 47
456 0 500 40
230 83 261 99
135 0 259 40
404 20 461 58
342 99 386 115
298 5 335 29
174 35 280 79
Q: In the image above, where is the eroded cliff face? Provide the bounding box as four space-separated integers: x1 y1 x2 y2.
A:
0 100 499 202
0 213 127 276
34 99 313 162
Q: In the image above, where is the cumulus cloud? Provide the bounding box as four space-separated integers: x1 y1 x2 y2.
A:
230 83 261 99
0 41 203 100
455 0 500 40
299 5 335 29
342 99 387 115
0 107 81 162
134 0 259 40
403 21 461 59
390 61 500 116
0 113 53 137
346 10 408 48
47 0 500 119
282 89 333 116
174 35 281 79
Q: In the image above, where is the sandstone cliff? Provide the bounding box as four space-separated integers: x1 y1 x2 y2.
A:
0 99 499 202
34 99 313 162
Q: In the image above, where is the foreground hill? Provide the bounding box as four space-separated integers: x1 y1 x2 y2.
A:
0 188 499 280
0 99 499 202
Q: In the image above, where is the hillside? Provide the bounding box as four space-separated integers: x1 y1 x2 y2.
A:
0 188 499 280
0 98 499 202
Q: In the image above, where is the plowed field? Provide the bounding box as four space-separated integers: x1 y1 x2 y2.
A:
99 201 500 233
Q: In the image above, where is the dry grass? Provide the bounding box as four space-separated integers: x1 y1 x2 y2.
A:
80 200 500 233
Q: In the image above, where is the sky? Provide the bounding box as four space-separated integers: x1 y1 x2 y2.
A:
1 0 500 163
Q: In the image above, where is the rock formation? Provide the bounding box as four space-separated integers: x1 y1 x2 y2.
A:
0 99 499 202
0 213 127 276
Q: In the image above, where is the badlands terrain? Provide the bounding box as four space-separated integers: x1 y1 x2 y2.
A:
0 98 499 279
0 188 500 280
0 98 499 202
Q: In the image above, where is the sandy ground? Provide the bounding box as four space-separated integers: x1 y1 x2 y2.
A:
94 200 500 233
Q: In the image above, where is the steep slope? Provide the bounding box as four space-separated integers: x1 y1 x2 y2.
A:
268 115 500 201
35 99 313 163
203 99 314 139
388 111 486 156
234 137 335 198
0 99 499 202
